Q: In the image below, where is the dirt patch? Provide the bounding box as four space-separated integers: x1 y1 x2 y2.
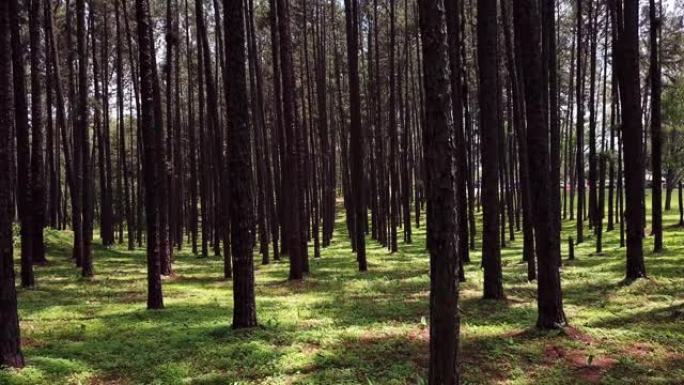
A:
542 344 617 384
627 342 655 357
562 326 596 345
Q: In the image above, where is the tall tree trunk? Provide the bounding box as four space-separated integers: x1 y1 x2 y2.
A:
587 0 598 232
77 0 94 277
575 0 586 244
10 0 36 287
388 0 399 253
344 0 367 271
612 0 647 280
160 0 175 277
224 0 257 329
277 0 306 279
136 0 164 309
446 0 470 273
184 0 198 255
417 1 460 383
515 0 567 329
29 0 47 264
478 0 504 299
0 0 25 367
649 0 662 252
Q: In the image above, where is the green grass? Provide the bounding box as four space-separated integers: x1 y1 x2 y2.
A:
1 194 683 385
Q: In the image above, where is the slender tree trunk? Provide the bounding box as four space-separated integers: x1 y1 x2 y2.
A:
587 0 598 232
575 0 586 244
388 0 399 253
77 0 94 277
344 0 367 271
29 0 47 264
649 0 662 252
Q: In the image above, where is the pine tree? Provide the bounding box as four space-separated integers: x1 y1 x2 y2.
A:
417 0 460 382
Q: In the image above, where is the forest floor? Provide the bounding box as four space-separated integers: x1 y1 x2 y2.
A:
1 195 684 385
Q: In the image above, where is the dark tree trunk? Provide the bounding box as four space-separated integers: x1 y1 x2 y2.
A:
612 0 647 280
417 1 460 383
116 0 134 250
446 0 470 272
388 0 399 253
100 3 114 249
344 0 367 271
245 0 269 265
224 0 257 329
184 0 198 255
44 0 58 230
649 0 662 252
65 0 84 268
545 0 561 266
514 0 567 329
266 0 282 261
10 0 35 288
160 0 175 277
575 0 585 244
277 0 306 280
419 0 460 385
77 0 94 277
597 12 609 254
0 0 25 367
29 0 47 264
136 0 164 309
587 0 598 232
478 0 504 299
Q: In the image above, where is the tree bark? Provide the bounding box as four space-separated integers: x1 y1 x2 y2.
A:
649 0 662 252
514 0 567 329
0 0 25 367
10 0 36 287
478 0 504 299
224 0 257 329
136 0 164 309
417 1 460 383
344 0 367 271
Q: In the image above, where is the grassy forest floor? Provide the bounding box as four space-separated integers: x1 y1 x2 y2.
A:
1 195 684 385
